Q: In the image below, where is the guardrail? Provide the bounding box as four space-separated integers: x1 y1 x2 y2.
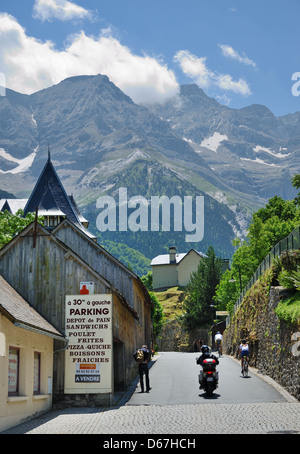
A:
226 225 300 326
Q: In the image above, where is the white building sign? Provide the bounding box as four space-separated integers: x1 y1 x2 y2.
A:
64 294 112 394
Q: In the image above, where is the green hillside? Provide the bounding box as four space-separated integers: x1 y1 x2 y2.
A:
97 235 151 276
83 157 242 264
155 286 185 321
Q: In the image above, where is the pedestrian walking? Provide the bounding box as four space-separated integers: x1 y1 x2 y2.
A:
193 339 198 352
133 345 152 393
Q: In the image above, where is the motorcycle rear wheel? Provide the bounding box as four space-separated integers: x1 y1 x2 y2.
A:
206 382 214 397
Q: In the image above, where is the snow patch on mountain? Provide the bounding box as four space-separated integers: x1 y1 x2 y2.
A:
0 147 38 174
183 132 228 154
241 157 281 167
253 145 291 158
200 132 228 152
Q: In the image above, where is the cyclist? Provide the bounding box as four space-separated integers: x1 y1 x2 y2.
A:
239 339 250 373
214 331 223 356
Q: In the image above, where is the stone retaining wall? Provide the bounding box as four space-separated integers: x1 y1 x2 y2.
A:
223 285 300 401
156 319 210 352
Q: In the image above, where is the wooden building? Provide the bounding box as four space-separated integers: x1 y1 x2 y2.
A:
0 218 152 406
0 155 153 407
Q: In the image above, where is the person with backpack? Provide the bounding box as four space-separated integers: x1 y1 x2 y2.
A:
133 345 152 393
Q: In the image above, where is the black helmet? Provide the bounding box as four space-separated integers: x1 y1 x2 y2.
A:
201 345 209 353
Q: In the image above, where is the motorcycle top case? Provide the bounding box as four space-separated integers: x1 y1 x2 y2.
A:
202 358 217 371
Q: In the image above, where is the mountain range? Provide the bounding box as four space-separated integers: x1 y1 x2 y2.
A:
0 75 299 274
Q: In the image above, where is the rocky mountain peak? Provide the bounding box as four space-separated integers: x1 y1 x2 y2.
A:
0 75 299 265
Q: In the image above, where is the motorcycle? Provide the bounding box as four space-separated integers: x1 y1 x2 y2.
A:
197 357 219 396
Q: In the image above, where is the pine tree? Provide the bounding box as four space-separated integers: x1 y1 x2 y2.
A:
181 246 222 331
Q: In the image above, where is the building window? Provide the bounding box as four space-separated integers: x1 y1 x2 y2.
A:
33 352 41 394
8 347 19 396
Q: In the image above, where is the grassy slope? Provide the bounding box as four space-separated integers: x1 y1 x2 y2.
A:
154 287 185 321
275 291 300 325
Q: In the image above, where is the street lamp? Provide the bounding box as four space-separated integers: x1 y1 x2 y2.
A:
229 267 243 293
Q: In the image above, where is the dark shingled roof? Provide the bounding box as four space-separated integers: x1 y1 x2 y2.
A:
24 153 81 226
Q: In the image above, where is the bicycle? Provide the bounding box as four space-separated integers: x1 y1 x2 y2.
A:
241 356 249 377
216 340 222 358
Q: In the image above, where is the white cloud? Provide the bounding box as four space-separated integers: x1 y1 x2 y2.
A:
33 0 92 22
0 13 179 104
174 49 251 96
173 51 213 88
218 44 256 68
216 74 251 96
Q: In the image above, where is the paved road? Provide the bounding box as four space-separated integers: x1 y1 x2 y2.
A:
128 352 289 405
2 353 299 435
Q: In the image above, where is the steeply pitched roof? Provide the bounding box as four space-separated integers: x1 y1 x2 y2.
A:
53 218 140 279
23 154 81 226
53 218 153 309
0 220 147 318
0 199 27 214
0 274 64 339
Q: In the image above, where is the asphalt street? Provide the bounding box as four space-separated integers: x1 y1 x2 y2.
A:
128 352 289 405
2 352 299 435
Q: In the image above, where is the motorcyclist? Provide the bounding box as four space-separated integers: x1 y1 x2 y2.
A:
196 345 219 389
196 345 219 366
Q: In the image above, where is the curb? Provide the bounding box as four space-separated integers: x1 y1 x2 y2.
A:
113 354 161 407
228 354 298 403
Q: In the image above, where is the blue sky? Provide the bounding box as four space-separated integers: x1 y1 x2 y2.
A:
1 0 300 116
